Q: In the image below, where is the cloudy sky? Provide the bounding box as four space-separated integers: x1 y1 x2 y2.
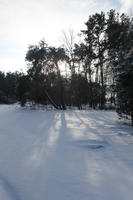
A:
0 0 133 72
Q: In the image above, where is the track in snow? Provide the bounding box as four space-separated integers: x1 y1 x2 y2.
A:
0 105 133 200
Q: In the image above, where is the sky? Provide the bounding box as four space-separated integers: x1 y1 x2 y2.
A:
0 0 133 73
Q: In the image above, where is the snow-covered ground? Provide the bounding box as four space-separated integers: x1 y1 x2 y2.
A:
0 104 133 200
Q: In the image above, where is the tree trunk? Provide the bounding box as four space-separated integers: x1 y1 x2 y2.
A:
56 62 66 110
44 90 59 109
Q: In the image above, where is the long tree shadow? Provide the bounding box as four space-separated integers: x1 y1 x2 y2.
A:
57 111 68 145
71 111 111 149
24 110 62 168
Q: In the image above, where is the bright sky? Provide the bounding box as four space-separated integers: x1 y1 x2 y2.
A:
0 0 133 72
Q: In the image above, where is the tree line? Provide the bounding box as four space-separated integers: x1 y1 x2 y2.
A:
0 9 133 125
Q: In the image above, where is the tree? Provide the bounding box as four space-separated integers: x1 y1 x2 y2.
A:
62 29 76 75
116 53 133 125
82 12 107 109
25 41 59 108
17 74 31 106
25 40 69 109
106 10 133 124
70 74 89 109
49 47 68 109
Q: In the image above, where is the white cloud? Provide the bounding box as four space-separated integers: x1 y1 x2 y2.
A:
120 0 133 14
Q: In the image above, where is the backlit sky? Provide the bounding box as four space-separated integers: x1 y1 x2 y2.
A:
0 0 133 72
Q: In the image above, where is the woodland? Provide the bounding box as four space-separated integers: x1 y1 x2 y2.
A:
0 10 133 125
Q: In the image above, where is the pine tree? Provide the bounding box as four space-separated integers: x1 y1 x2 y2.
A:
82 12 107 109
106 11 133 125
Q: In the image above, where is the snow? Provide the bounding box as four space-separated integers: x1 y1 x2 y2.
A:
0 104 133 200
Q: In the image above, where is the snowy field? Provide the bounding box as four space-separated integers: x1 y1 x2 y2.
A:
0 105 133 200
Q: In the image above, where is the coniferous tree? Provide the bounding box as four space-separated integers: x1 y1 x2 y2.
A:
106 10 133 124
82 12 107 109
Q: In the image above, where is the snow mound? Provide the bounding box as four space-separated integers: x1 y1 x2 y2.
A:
88 144 104 149
75 139 107 150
